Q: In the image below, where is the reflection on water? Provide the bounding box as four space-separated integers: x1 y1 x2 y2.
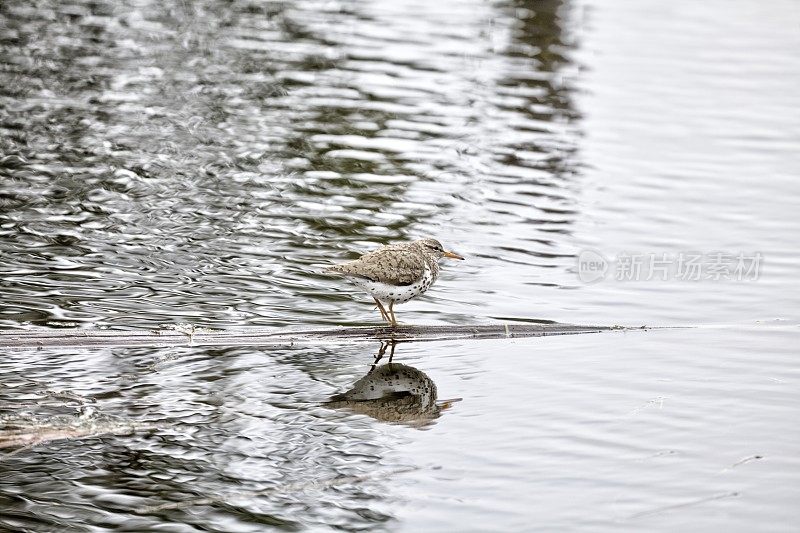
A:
0 343 416 530
327 342 459 427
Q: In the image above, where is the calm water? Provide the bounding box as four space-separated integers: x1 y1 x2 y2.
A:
1 0 799 531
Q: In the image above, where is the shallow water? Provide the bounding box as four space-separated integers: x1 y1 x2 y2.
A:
1 0 799 531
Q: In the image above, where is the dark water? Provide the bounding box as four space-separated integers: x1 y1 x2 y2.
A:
1 0 799 531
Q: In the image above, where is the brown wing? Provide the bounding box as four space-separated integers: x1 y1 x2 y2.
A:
327 245 425 286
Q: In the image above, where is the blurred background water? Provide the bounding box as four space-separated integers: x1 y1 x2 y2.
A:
1 0 799 531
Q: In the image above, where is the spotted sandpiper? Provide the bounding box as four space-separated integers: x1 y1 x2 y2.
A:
326 238 464 326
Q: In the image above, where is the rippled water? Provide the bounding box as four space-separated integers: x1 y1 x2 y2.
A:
2 0 799 531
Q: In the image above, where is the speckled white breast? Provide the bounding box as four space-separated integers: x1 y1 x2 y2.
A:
351 265 435 305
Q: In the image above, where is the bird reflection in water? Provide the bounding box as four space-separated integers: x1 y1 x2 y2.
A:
326 341 460 428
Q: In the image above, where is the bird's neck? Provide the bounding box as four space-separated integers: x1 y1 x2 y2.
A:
424 255 440 281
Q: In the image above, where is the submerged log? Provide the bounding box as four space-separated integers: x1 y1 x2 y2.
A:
0 419 159 452
0 323 640 350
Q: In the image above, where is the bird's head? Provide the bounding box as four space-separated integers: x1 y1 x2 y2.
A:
416 238 464 261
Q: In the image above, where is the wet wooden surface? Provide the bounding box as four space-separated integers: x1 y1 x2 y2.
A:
0 323 640 350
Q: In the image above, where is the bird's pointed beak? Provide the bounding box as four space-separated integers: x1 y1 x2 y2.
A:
444 250 465 260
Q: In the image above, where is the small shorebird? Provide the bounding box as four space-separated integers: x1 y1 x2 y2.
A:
326 238 464 326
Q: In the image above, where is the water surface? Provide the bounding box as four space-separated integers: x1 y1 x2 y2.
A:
1 0 799 531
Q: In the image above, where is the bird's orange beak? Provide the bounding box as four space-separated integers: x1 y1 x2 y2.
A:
444 250 464 260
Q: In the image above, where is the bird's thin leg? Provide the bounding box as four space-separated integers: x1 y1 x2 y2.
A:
371 342 388 370
387 340 397 363
373 297 390 323
388 301 397 327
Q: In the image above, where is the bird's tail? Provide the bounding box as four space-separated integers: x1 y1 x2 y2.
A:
323 264 345 275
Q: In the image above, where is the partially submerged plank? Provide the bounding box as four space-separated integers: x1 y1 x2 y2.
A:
0 420 159 452
0 323 633 350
